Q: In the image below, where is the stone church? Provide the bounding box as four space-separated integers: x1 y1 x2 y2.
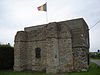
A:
14 18 89 73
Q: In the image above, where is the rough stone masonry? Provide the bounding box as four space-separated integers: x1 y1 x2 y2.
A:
14 18 89 73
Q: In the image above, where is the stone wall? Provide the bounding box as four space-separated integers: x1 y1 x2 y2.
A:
14 18 89 74
26 24 47 71
14 31 28 71
62 18 89 72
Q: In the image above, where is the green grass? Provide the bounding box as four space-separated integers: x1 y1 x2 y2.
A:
0 62 100 75
0 71 49 75
68 62 100 75
91 58 100 60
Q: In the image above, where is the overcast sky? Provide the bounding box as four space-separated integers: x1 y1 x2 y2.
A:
0 0 100 52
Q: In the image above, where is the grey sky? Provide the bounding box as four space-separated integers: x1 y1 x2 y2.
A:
0 0 100 52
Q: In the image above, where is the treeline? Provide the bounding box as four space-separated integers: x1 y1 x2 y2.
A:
90 52 100 59
0 44 14 70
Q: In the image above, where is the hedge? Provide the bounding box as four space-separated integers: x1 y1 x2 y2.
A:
0 45 14 70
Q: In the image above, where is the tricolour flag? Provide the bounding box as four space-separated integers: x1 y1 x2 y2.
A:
37 3 47 11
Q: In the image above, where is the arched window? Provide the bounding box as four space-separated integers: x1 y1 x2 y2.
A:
35 47 41 58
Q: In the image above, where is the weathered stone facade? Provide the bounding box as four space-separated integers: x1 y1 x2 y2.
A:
14 18 89 73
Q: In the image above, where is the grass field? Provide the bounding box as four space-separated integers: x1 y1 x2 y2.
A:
0 62 100 75
68 62 100 75
91 58 100 60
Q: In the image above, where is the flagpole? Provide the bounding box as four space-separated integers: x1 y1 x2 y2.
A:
46 10 48 24
46 2 48 24
37 2 48 24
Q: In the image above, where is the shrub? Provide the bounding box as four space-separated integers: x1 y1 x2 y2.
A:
0 45 14 70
